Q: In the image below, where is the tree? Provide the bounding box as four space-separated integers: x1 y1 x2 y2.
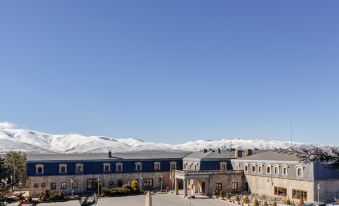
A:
289 146 339 165
0 158 10 184
4 151 27 186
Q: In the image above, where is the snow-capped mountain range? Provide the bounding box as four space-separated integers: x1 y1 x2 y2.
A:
0 121 319 154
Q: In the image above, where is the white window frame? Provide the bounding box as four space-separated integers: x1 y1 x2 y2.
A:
154 162 161 171
170 161 177 170
116 162 123 172
258 164 263 174
75 163 84 173
266 164 272 174
295 165 304 177
59 164 68 174
281 164 288 176
35 164 45 174
273 164 279 175
135 162 142 171
220 162 227 171
103 163 111 172
251 163 256 173
244 163 249 173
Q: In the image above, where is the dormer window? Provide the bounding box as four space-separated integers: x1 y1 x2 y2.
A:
266 164 271 174
35 164 44 174
251 164 256 173
220 162 227 171
244 164 249 172
235 163 240 170
59 164 67 174
273 165 279 175
154 162 161 171
295 165 303 177
135 162 142 171
103 163 111 172
116 162 123 172
258 164 262 173
282 165 288 176
75 163 84 173
170 161 177 170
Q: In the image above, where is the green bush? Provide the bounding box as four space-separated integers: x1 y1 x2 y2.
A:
243 196 250 204
272 202 277 206
285 199 292 205
39 190 65 201
253 199 259 206
102 187 141 197
235 194 240 204
219 191 223 198
225 193 231 200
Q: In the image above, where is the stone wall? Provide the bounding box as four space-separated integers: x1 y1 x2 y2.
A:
314 180 339 203
28 171 171 197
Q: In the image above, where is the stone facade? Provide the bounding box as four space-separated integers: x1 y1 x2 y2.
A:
28 171 171 197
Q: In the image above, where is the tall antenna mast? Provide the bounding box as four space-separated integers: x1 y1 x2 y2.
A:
290 120 293 146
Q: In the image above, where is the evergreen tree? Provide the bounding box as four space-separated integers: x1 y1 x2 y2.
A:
4 151 27 186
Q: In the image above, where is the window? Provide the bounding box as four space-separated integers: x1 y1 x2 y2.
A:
220 162 227 171
258 164 262 173
292 189 307 200
41 183 46 187
232 182 238 190
135 162 142 171
35 164 44 174
87 179 94 190
116 163 123 172
61 182 67 189
296 165 303 177
33 183 39 188
170 161 177 170
154 162 161 171
216 183 222 191
103 163 111 172
244 164 249 172
50 183 56 190
273 165 279 175
75 163 84 173
109 181 114 187
251 164 256 173
143 178 154 188
59 164 67 174
72 181 78 189
282 165 288 176
266 165 271 174
274 187 287 196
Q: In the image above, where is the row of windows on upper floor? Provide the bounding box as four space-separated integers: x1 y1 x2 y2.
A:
184 162 228 171
234 163 304 177
35 161 177 175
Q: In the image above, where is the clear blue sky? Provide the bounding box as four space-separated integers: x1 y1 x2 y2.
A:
0 1 338 144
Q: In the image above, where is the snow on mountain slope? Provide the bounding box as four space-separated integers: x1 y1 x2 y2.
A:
0 121 313 154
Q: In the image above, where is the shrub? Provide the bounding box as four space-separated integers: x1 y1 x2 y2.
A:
219 191 223 198
298 198 304 206
102 187 141 197
225 193 231 200
253 199 259 206
285 199 292 205
243 196 250 204
235 194 240 204
272 201 277 206
264 201 268 206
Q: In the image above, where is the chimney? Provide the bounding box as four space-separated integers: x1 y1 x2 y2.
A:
217 148 221 154
108 151 112 158
245 149 253 156
235 149 242 158
203 149 208 153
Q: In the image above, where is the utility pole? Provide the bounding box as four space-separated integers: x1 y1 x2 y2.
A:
290 120 293 146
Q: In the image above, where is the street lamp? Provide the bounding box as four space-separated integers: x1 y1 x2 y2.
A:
70 178 74 197
97 178 100 195
139 175 143 191
160 176 163 192
317 183 321 203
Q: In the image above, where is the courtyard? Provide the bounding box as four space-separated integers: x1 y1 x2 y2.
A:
35 193 231 206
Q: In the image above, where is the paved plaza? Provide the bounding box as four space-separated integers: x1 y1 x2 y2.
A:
36 193 231 206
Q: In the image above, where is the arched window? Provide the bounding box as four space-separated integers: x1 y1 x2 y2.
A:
59 164 67 174
251 164 256 173
273 165 279 175
258 164 262 173
266 164 271 174
295 165 303 177
244 164 249 172
281 164 288 176
220 162 227 171
35 164 44 174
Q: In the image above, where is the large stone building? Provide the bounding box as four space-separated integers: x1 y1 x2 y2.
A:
27 149 339 203
231 150 339 203
26 152 189 197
